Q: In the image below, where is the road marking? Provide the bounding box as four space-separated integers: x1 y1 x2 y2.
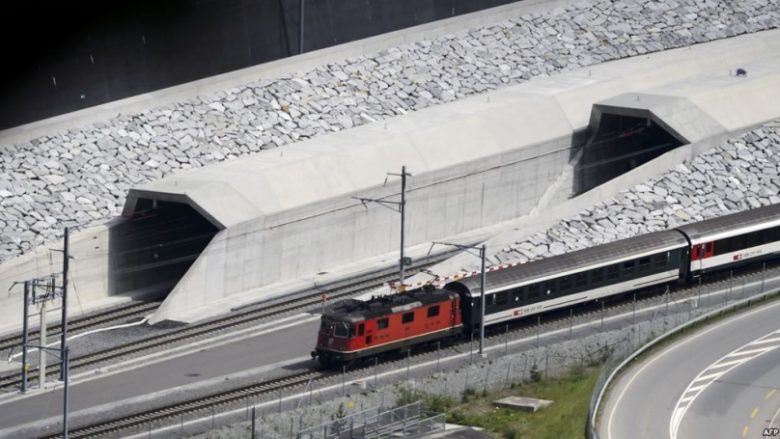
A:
743 425 749 437
771 407 780 429
767 389 777 400
751 407 759 418
670 328 780 439
606 298 780 439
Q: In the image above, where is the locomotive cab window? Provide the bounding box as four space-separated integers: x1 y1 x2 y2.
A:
377 318 389 330
427 305 440 318
334 323 349 338
402 312 415 324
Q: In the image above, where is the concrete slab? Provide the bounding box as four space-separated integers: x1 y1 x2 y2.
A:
493 395 553 413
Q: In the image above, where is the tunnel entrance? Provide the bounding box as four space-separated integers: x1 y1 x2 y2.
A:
574 114 684 195
108 200 218 299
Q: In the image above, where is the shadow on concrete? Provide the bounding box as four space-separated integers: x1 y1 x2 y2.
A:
107 200 218 300
573 113 683 195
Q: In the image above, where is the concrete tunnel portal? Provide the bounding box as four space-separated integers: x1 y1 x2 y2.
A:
109 199 219 299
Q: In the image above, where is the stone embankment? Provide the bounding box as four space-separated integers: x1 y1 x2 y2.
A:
494 121 780 264
1 0 778 261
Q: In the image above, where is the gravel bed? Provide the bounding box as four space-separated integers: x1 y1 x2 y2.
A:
1 0 778 261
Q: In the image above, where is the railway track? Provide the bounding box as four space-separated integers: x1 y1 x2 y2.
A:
0 253 455 391
0 300 160 354
35 263 780 439
43 370 327 439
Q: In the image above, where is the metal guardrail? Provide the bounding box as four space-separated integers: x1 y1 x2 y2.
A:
586 286 780 439
297 401 445 439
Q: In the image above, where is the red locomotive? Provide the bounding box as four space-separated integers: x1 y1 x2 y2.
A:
312 286 462 367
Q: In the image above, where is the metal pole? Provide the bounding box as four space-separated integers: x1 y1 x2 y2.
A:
697 276 702 305
399 166 407 287
536 315 540 348
60 227 69 381
762 262 766 292
251 407 256 439
479 244 486 356
63 346 69 439
504 324 509 354
569 308 573 339
298 0 304 54
600 301 605 329
727 270 733 306
39 298 47 389
21 281 29 393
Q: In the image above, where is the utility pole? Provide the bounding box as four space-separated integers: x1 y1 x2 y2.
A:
11 226 72 439
60 227 69 381
429 241 487 356
354 166 413 290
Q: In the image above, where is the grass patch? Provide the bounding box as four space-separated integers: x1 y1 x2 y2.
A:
400 366 599 439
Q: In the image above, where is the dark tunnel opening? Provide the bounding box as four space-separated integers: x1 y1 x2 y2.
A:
108 200 218 299
574 114 683 195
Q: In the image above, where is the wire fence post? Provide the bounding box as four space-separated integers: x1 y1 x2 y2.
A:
436 341 441 372
406 349 411 380
374 356 379 388
342 364 347 397
536 315 541 348
505 324 509 353
251 407 256 439
470 333 474 365
569 308 573 339
600 300 605 330
762 262 766 292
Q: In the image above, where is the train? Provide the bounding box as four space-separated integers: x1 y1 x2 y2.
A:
312 203 780 367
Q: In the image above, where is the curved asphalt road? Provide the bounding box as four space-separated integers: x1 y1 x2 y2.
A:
600 298 780 439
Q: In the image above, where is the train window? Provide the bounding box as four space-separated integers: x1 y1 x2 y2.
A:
638 257 651 273
486 294 495 306
591 268 604 283
560 276 572 292
575 273 587 288
427 305 440 318
358 323 365 336
653 254 667 268
528 284 540 299
320 320 332 334
622 261 635 276
377 318 389 330
745 231 761 248
543 281 555 296
496 291 509 306
402 312 415 324
607 265 619 280
334 323 349 338
513 287 524 302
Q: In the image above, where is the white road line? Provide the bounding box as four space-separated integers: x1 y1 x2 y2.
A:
670 329 780 439
747 335 780 346
606 298 780 439
770 407 780 429
607 303 780 439
725 346 780 358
